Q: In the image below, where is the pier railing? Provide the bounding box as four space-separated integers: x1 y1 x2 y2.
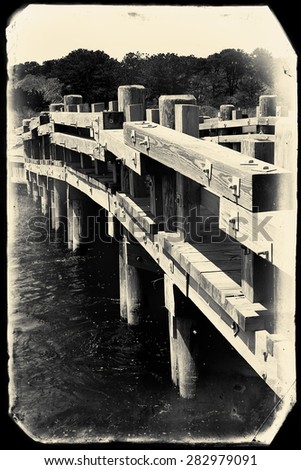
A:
20 87 296 406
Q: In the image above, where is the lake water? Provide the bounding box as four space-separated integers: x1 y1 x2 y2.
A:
8 184 277 445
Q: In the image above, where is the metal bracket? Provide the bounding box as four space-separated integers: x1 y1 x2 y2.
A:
131 130 136 144
139 136 150 151
175 192 183 207
228 176 240 197
202 159 212 181
131 153 137 167
141 123 157 128
229 212 239 231
240 159 258 166
231 321 240 337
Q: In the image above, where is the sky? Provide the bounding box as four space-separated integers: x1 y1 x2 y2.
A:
6 4 296 66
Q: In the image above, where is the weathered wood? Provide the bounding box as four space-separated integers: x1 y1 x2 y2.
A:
91 102 105 112
159 95 197 129
220 104 235 120
66 104 78 112
241 139 274 164
63 94 82 111
175 104 199 137
129 170 148 198
241 248 274 304
126 241 158 272
99 129 145 175
123 121 290 211
202 134 275 144
77 103 90 112
162 171 177 232
118 85 146 120
125 103 145 122
146 108 159 124
219 196 295 275
99 112 124 130
259 95 277 117
108 100 118 112
50 132 98 157
116 193 157 235
199 116 278 131
276 105 288 117
40 178 49 216
49 103 64 112
232 109 242 120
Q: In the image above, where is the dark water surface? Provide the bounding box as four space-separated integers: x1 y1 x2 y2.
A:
8 185 276 445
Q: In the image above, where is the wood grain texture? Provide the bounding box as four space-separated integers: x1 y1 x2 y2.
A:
123 122 290 211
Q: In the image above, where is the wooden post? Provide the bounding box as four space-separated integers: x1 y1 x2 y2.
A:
241 139 274 164
77 103 90 112
94 159 108 175
159 95 197 129
220 104 235 120
125 103 145 122
259 95 277 116
63 94 83 112
80 153 93 169
159 96 197 233
175 104 201 242
129 171 148 198
119 236 128 321
241 248 274 304
118 85 146 121
49 103 64 112
120 164 130 193
108 100 118 112
67 186 73 250
232 109 242 120
273 116 296 336
91 103 105 112
146 108 160 123
175 104 199 137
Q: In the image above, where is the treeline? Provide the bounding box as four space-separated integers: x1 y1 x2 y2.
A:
10 47 275 121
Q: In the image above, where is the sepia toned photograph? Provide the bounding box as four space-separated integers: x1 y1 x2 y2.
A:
6 4 298 446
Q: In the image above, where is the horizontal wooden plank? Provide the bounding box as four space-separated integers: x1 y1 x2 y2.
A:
116 192 158 235
22 131 32 141
199 116 278 131
99 129 146 175
202 134 275 144
50 111 101 128
124 122 290 211
219 197 296 275
37 123 54 136
50 132 99 157
157 231 270 332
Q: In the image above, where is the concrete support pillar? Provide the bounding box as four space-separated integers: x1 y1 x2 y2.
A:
164 275 198 399
119 235 144 325
40 179 49 216
119 237 128 321
67 185 85 251
32 181 40 204
176 316 198 399
53 180 67 233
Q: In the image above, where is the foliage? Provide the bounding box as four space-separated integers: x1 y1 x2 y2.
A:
11 48 276 115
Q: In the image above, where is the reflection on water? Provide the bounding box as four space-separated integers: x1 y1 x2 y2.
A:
8 185 276 444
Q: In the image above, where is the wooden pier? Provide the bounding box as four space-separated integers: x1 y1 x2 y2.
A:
16 87 296 440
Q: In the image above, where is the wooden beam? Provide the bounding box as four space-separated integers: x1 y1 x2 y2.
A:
99 129 146 175
219 196 295 275
199 116 278 131
123 121 290 211
50 132 98 157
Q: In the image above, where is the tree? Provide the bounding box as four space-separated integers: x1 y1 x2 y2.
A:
49 49 121 103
